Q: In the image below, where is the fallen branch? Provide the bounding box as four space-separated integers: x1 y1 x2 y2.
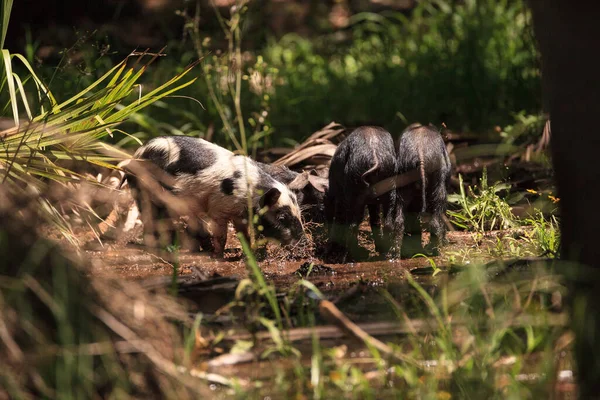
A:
272 144 337 167
224 312 568 344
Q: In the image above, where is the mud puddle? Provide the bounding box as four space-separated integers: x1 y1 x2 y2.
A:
86 228 483 283
84 227 521 324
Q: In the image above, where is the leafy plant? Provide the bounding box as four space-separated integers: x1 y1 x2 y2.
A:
0 0 201 243
1 0 13 49
523 211 560 257
264 0 540 135
412 253 443 276
27 0 541 150
488 235 529 258
448 169 517 232
1 52 198 186
500 112 547 147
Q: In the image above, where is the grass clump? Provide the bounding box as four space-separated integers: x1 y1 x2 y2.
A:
447 168 517 232
522 211 560 258
234 260 568 399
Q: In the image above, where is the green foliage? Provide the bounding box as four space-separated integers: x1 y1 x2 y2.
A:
1 0 13 49
25 0 541 151
235 234 298 358
448 168 517 232
1 23 198 245
412 253 443 276
1 52 198 186
264 0 540 136
244 261 566 399
500 112 547 147
522 211 560 258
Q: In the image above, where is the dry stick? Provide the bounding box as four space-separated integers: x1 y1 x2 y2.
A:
442 214 456 231
0 306 23 362
318 300 408 364
523 277 538 310
479 284 496 319
303 121 346 143
226 313 568 344
511 283 523 311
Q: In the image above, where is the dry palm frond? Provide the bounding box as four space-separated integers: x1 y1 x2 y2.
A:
269 122 345 168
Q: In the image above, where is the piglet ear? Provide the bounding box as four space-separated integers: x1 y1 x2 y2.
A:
308 175 329 193
288 171 310 190
260 187 281 208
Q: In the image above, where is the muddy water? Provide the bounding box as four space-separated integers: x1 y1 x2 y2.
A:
84 228 488 317
87 230 478 283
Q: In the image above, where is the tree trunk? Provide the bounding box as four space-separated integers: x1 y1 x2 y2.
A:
529 2 600 398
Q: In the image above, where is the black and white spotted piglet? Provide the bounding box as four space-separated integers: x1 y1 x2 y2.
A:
123 136 305 255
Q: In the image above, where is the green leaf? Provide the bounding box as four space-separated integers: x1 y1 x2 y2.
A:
1 0 13 49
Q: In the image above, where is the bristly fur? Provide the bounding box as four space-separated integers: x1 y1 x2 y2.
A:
396 123 452 255
324 126 400 261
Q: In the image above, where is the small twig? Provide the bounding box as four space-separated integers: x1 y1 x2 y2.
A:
511 283 522 312
331 282 364 305
479 284 496 319
129 49 167 58
318 300 408 364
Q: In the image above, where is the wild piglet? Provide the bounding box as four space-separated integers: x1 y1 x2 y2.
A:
122 136 305 256
324 126 399 260
396 123 452 257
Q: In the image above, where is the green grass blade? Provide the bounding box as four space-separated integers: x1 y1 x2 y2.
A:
12 53 58 108
51 59 127 112
1 0 13 49
1 49 19 126
11 72 32 120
